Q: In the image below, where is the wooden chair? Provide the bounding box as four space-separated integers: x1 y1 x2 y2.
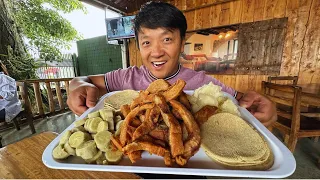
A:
267 76 298 85
262 81 320 152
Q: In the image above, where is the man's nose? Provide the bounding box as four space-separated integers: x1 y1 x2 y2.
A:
150 43 165 58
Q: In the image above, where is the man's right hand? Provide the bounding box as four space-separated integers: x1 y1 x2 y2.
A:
67 75 107 116
67 83 100 116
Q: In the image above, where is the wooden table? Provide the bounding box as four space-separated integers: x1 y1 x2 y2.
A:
0 132 140 179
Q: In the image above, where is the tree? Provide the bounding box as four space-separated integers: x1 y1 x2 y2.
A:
0 0 85 80
11 0 86 61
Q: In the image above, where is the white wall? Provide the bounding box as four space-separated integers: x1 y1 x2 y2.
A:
185 31 238 59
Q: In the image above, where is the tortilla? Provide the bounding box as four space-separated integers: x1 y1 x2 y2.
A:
104 90 139 109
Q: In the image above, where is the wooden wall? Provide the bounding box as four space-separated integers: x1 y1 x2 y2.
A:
128 0 320 93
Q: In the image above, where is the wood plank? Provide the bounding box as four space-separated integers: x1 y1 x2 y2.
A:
136 49 143 67
210 4 221 26
256 20 269 75
274 0 287 18
194 9 203 30
219 2 230 25
248 75 257 90
45 82 55 113
33 82 44 116
195 0 205 7
241 0 255 23
222 75 236 88
229 0 242 24
175 0 183 10
180 0 187 10
64 81 70 97
202 6 212 29
253 0 266 21
298 0 320 84
280 0 299 76
264 0 276 20
128 39 135 66
248 22 260 74
255 75 268 93
55 82 65 110
184 11 195 31
235 75 249 93
186 0 195 10
291 0 313 80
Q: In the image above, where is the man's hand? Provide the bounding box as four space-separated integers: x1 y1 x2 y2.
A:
67 75 107 116
67 83 100 116
238 91 277 127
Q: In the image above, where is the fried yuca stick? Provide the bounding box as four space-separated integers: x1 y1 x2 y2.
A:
154 95 184 158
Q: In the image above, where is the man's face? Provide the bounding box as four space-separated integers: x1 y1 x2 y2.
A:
138 27 185 79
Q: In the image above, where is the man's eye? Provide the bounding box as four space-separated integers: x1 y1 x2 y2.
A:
142 41 150 46
164 38 172 42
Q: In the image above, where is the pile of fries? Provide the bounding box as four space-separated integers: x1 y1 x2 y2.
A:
110 79 201 166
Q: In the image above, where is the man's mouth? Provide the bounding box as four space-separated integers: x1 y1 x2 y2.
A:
152 61 166 68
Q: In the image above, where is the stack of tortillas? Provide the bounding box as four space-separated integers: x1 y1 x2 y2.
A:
201 113 274 170
104 90 139 109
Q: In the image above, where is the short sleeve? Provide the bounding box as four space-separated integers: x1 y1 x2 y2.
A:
105 68 128 92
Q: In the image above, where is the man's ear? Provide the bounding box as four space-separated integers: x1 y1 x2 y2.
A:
180 39 186 53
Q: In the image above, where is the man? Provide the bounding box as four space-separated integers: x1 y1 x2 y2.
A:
0 62 21 125
67 2 277 127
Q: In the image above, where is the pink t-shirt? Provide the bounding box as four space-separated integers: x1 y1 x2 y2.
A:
105 65 236 97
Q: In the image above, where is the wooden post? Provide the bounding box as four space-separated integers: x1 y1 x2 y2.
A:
18 82 36 134
45 82 55 113
64 80 70 97
55 82 65 110
33 82 44 116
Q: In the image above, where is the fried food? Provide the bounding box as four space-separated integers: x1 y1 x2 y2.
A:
123 141 169 157
154 95 184 158
120 103 155 146
127 151 142 163
170 100 201 166
194 105 218 125
178 92 192 111
146 79 170 93
162 79 186 101
133 107 160 141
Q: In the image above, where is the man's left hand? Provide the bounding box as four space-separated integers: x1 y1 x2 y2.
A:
238 91 277 127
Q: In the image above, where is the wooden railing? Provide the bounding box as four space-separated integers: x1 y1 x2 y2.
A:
17 78 72 120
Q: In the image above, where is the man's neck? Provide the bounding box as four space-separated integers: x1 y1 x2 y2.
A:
148 64 181 80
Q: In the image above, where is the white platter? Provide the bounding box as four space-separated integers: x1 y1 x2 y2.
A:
42 91 296 178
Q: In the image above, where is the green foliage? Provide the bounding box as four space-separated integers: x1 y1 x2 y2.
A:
5 46 38 80
10 0 86 61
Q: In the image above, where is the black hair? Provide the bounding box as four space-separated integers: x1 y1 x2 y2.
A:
134 1 187 45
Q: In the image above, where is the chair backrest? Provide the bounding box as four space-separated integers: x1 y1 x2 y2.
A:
262 81 302 129
16 81 32 115
267 76 298 85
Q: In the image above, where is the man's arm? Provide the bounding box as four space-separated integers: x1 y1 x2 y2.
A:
67 74 106 116
69 75 107 97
